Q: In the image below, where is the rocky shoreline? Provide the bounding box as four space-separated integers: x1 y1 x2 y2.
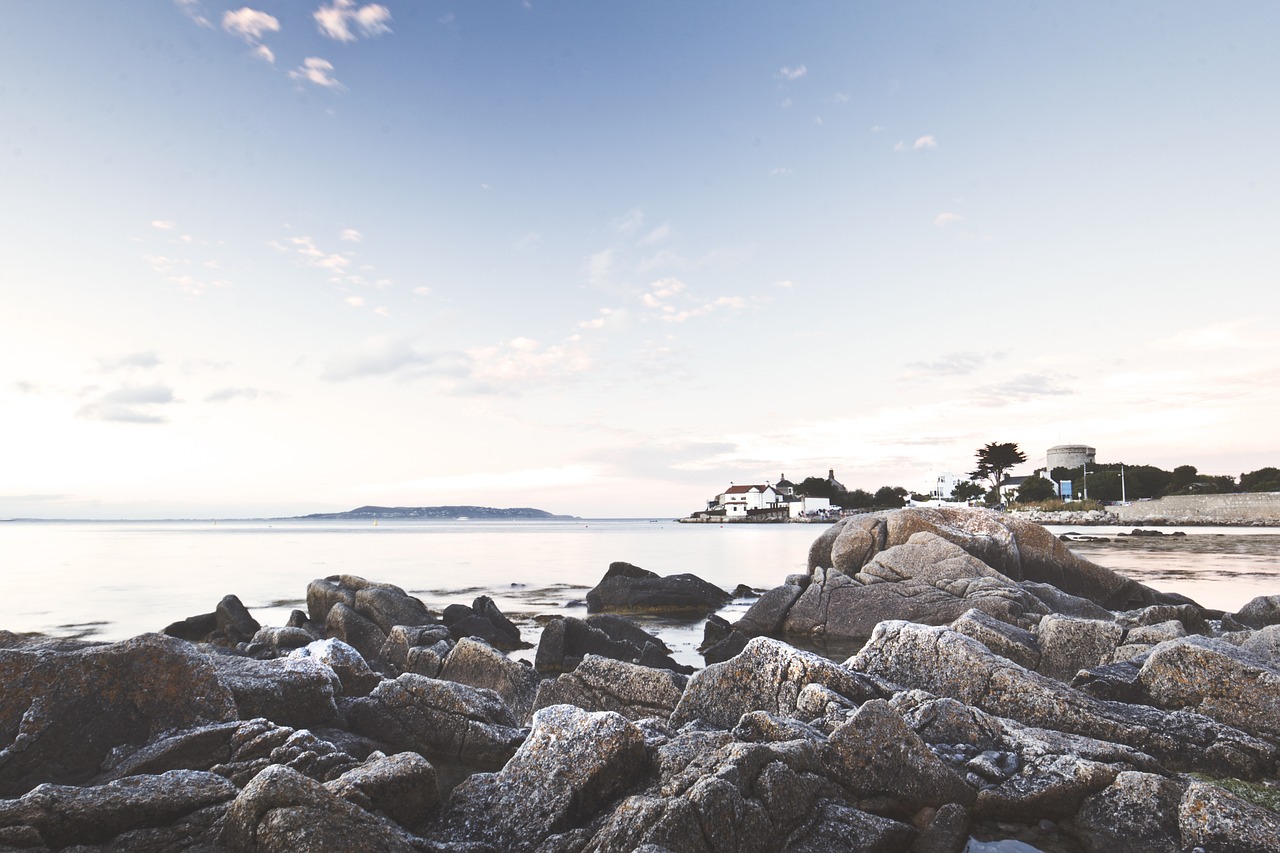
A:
4 507 1280 851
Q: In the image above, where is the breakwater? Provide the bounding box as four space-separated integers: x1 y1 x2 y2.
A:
1014 492 1280 527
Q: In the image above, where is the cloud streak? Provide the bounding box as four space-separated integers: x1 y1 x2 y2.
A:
77 385 177 424
315 0 392 42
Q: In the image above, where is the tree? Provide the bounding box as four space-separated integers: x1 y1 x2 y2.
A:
1241 467 1280 492
950 480 986 502
1016 475 1056 503
873 486 906 508
968 442 1027 499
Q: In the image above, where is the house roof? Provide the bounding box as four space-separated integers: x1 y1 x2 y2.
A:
724 484 771 494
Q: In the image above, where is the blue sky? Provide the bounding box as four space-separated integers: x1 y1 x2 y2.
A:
2 1 1278 518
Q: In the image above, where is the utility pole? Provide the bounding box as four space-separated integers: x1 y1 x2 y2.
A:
1121 463 1127 505
1082 463 1089 502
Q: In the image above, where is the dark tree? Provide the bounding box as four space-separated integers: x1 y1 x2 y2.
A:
1241 467 1280 492
950 480 986 502
969 442 1027 498
873 486 906 508
1016 475 1056 503
842 488 874 509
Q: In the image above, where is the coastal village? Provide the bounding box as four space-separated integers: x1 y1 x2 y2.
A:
680 470 849 523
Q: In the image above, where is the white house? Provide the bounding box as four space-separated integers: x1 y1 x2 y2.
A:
709 483 782 517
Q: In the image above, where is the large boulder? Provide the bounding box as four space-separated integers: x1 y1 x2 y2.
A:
347 674 525 769
534 615 648 675
441 596 526 650
533 655 688 721
811 507 1164 611
1232 593 1280 629
1035 615 1125 682
205 652 342 728
586 561 731 616
671 637 886 731
323 752 441 831
0 634 238 797
782 533 1049 643
427 705 648 852
849 621 1278 779
0 770 236 849
438 637 541 723
221 763 418 852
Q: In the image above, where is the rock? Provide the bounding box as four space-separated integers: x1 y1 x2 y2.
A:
210 719 363 787
1036 615 1125 682
1242 623 1280 664
428 705 648 852
216 594 263 646
733 582 805 637
811 508 1163 611
849 621 1277 779
439 637 541 723
782 534 1049 644
784 800 917 852
162 611 218 643
292 638 382 697
324 752 440 830
379 624 452 674
1121 603 1209 635
1018 581 1117 621
306 575 405 624
533 655 688 721
251 626 318 652
347 674 525 769
1179 779 1280 852
353 586 436 634
534 615 640 675
324 602 388 666
441 597 526 650
1233 593 1280 629
698 614 751 665
0 633 237 797
404 641 451 678
824 699 975 814
222 763 417 852
586 613 672 653
1071 771 1184 853
950 608 1041 671
0 770 237 849
671 637 886 731
585 561 731 616
1123 619 1187 646
206 652 342 728
1136 635 1280 742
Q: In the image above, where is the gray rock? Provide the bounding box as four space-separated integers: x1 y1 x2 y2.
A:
324 751 440 830
586 613 672 652
1123 619 1187 646
698 614 751 665
733 582 805 637
534 615 639 675
0 770 236 849
783 534 1048 644
206 652 342 728
1242 623 1280 664
439 637 541 723
1018 581 1117 620
586 561 731 616
1137 635 1280 742
251 626 318 652
824 699 975 812
1071 771 1184 853
429 705 648 852
404 640 451 678
0 633 237 797
325 601 389 666
671 636 886 731
785 800 917 853
211 719 363 787
950 607 1041 670
1179 780 1280 852
222 763 417 852
380 624 452 674
216 594 262 646
849 621 1277 779
1120 603 1209 635
811 507 1162 611
1036 615 1125 682
353 586 436 635
292 638 382 697
347 673 525 769
1232 593 1280 629
533 655 687 721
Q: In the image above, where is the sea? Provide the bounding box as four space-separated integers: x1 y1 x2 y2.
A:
3 517 1280 670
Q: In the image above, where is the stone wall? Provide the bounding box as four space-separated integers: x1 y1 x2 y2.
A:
1111 492 1280 526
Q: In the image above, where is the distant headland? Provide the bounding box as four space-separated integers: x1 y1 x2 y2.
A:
293 505 578 521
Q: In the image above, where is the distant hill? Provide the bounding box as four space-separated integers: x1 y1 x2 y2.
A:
295 505 578 520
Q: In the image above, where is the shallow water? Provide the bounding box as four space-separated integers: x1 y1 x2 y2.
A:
3 518 1279 669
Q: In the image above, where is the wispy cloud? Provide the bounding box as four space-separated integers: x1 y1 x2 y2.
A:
98 352 162 372
933 212 962 227
151 220 176 230
222 7 280 61
895 135 938 152
902 351 995 379
640 223 672 245
315 0 392 42
321 336 471 383
778 65 808 81
975 372 1074 405
640 278 747 323
289 57 344 90
584 249 614 287
340 228 363 243
78 385 177 424
205 387 282 403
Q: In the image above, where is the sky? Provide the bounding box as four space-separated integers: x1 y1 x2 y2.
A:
2 1 1278 519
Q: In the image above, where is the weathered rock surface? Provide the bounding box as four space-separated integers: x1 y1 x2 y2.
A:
533 655 688 721
586 561 731 615
439 636 541 723
347 673 526 769
1233 593 1280 629
0 633 237 797
671 636 887 730
206 652 342 728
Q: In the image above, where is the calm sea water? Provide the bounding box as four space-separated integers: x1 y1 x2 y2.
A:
3 518 1279 668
